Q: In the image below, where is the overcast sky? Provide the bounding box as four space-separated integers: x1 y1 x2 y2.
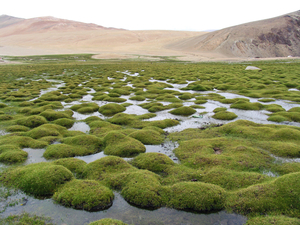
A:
1 0 299 31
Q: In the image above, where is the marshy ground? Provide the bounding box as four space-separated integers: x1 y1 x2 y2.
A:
0 55 300 224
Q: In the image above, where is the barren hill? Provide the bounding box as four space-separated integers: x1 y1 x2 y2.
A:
0 15 205 59
1 12 300 61
167 10 300 58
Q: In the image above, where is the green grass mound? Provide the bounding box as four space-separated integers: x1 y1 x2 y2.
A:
169 106 196 116
258 98 276 102
89 121 122 137
53 118 75 128
83 156 136 185
267 115 288 123
130 152 175 173
51 158 87 178
0 135 48 149
70 103 99 114
0 103 8 108
0 144 28 163
84 116 103 123
23 124 66 139
162 182 225 211
194 99 207 104
173 137 273 171
246 215 300 225
201 167 271 190
89 218 128 225
120 170 163 209
128 130 164 145
142 126 165 134
16 115 48 128
103 97 127 103
212 111 238 120
108 113 137 125
53 179 114 211
288 107 300 113
230 101 264 110
0 212 53 225
62 134 103 151
98 103 126 116
5 125 30 132
218 120 300 142
274 162 300 175
257 141 300 157
19 101 34 107
139 102 168 112
179 93 194 100
270 111 300 123
103 131 146 157
148 119 180 129
0 114 13 121
227 172 300 217
43 143 98 159
213 107 227 113
39 109 73 121
38 91 67 101
0 162 74 196
129 95 146 101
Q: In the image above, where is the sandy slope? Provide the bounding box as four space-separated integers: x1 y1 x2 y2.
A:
1 13 299 62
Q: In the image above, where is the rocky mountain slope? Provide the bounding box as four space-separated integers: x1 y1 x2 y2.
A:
1 12 299 60
166 10 300 58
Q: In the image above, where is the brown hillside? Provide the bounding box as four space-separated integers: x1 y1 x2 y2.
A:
0 16 205 58
167 10 300 58
0 15 24 29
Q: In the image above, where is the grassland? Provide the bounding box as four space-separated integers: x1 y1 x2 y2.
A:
0 55 300 224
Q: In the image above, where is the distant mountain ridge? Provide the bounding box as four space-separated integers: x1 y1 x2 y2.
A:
0 12 299 60
0 15 24 29
166 10 300 58
0 15 123 37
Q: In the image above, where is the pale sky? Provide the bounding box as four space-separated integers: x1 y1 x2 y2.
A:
1 0 299 31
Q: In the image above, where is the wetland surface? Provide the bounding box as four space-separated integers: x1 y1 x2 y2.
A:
0 57 300 224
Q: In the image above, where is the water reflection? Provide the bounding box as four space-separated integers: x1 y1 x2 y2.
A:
1 192 247 225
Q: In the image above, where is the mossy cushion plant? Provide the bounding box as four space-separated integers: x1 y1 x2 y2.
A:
200 167 271 190
51 158 87 178
83 156 136 181
0 135 48 149
16 115 48 128
62 134 103 152
227 172 300 218
0 162 74 196
23 124 65 140
162 181 226 212
169 106 196 116
0 144 28 163
89 218 128 225
70 102 99 114
103 131 146 157
212 111 238 120
5 125 30 132
120 170 163 209
173 137 273 171
245 215 300 225
128 129 164 145
39 109 73 121
89 121 122 137
98 103 126 116
130 153 175 173
43 143 97 159
230 101 264 110
53 179 114 211
52 118 75 128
